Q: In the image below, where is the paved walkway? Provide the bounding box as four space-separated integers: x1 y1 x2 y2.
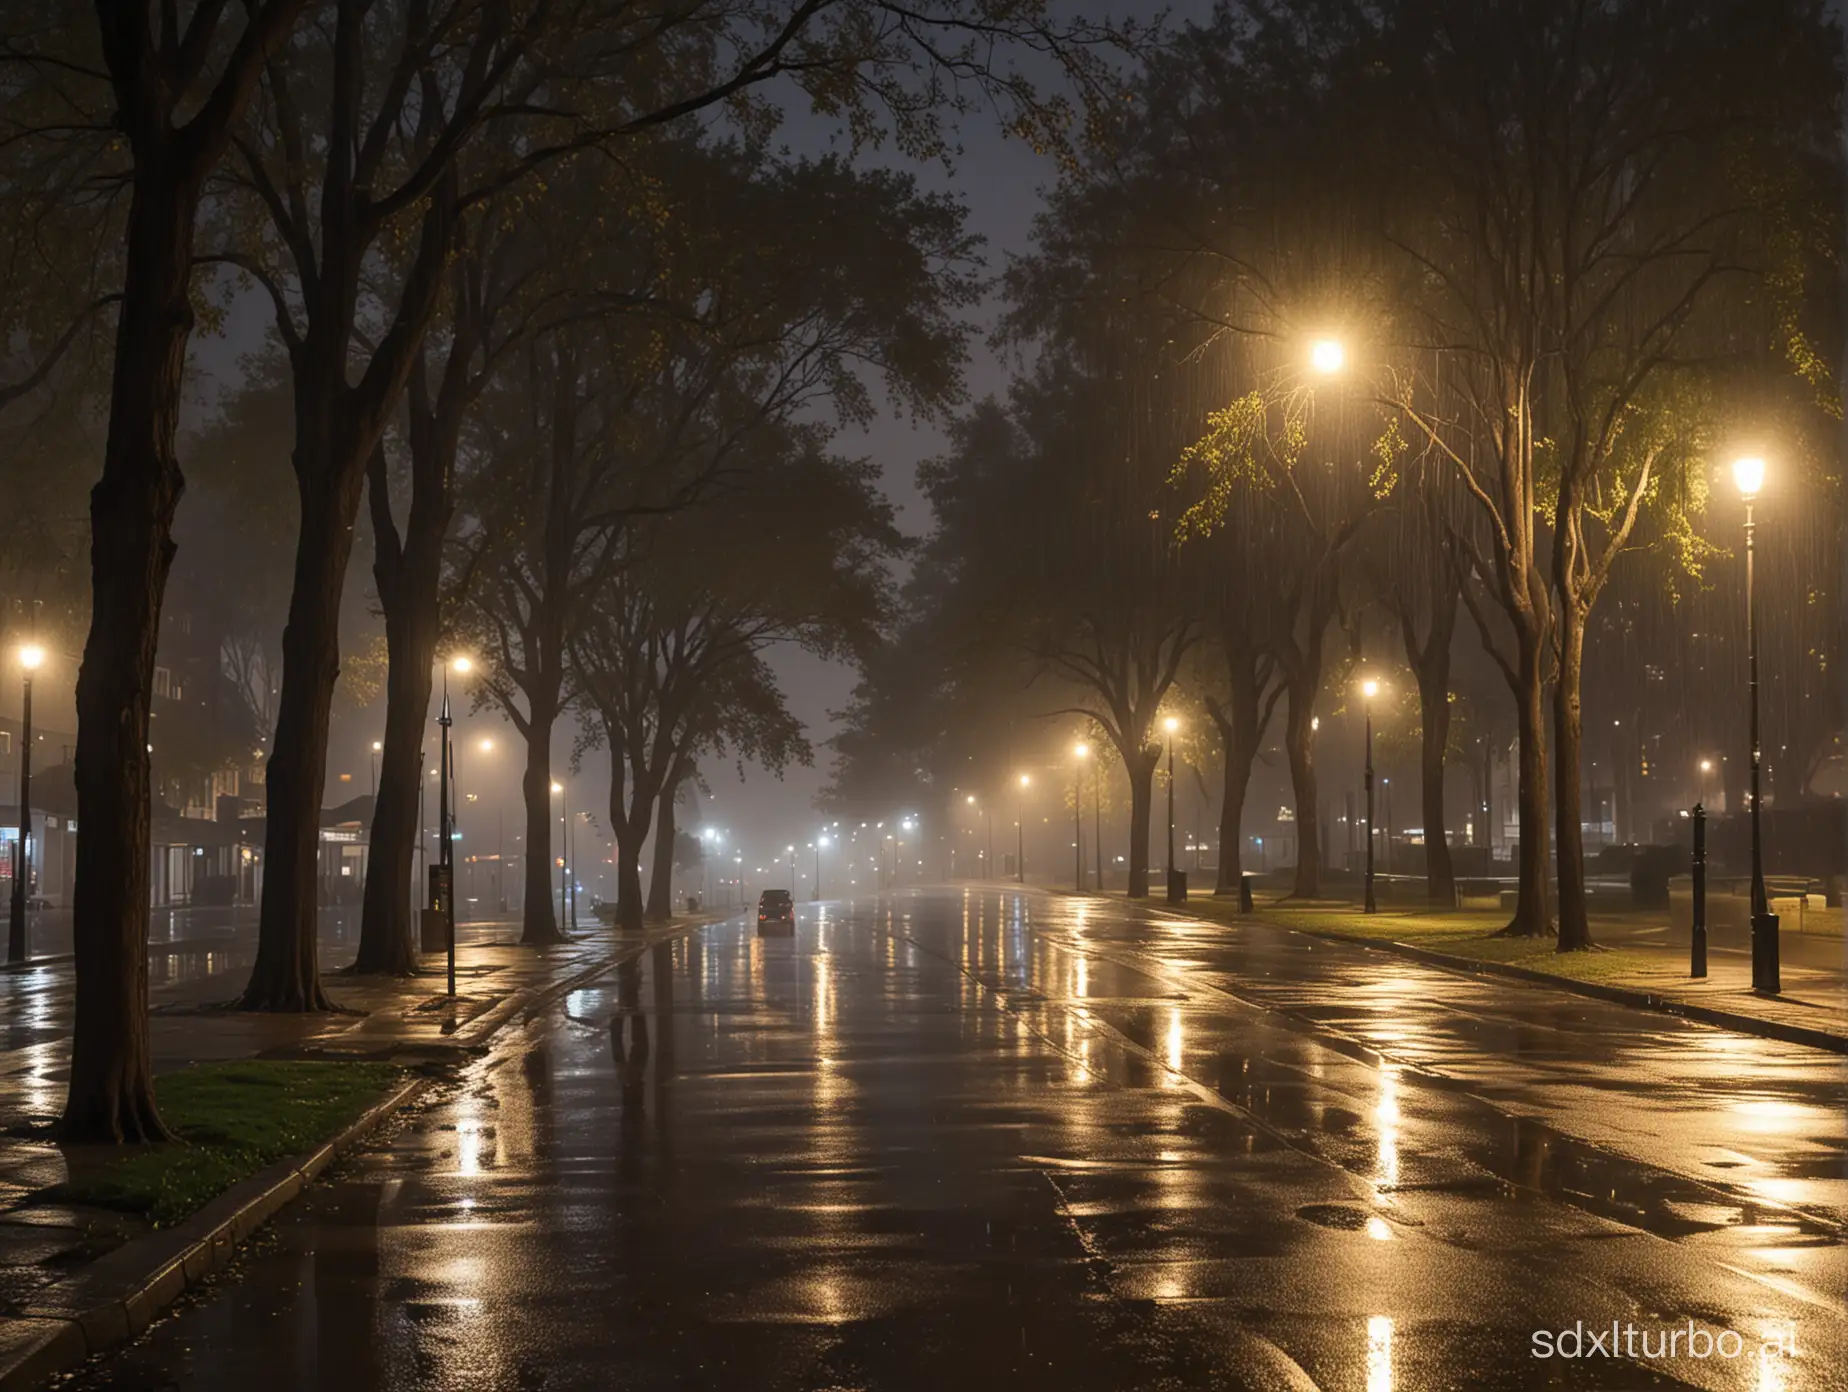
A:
0 910 725 1332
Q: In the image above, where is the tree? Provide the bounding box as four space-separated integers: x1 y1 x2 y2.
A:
224 0 1129 1008
58 0 306 1140
465 146 968 939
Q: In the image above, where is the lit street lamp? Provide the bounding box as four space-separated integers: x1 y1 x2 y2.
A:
1015 774 1030 884
551 781 569 933
1733 456 1777 993
1310 338 1346 375
370 739 382 800
1361 678 1380 915
8 642 44 963
813 834 829 901
787 844 797 895
1073 742 1089 891
438 655 472 996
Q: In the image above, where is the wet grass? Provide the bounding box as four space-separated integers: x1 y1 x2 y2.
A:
1186 898 1675 985
51 1060 406 1228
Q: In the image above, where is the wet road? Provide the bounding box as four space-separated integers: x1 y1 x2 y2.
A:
67 889 1846 1390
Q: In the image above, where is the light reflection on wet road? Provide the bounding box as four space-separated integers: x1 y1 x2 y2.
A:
67 889 1846 1390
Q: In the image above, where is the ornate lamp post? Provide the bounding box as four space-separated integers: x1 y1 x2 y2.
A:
1733 456 1777 993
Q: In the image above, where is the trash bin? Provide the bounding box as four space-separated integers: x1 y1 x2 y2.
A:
1166 869 1187 904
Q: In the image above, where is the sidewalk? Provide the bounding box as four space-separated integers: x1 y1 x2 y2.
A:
0 910 726 1386
1167 892 1848 1053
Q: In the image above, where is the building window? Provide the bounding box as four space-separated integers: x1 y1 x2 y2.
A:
154 666 172 699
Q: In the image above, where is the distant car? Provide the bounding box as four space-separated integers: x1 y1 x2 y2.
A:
757 888 795 934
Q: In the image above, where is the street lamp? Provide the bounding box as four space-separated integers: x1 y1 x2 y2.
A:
1699 758 1713 807
550 780 569 933
1733 455 1777 992
1015 774 1030 884
969 792 992 879
787 844 796 895
1162 716 1180 901
1360 678 1380 915
370 739 382 800
1310 338 1346 375
1073 742 1090 892
435 655 478 992
813 834 828 901
8 643 44 963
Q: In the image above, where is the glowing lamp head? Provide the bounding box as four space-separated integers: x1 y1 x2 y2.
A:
1700 759 1713 773
1731 455 1766 499
1074 742 1090 759
1310 339 1346 375
371 740 383 752
550 781 563 794
1163 716 1180 734
1018 773 1031 788
18 644 44 671
965 794 976 805
818 835 830 848
1361 679 1380 700
450 655 472 674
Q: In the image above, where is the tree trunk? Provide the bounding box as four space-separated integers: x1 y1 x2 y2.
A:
245 461 363 1010
353 588 431 974
520 699 566 944
1419 693 1457 906
1214 736 1251 893
1124 744 1158 897
1284 694 1321 898
1554 609 1593 950
61 154 194 1143
1502 628 1554 936
357 357 458 972
645 779 679 922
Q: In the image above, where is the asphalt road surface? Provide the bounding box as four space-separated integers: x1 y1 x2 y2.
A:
65 888 1847 1390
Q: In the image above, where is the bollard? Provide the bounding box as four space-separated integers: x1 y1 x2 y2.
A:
1690 803 1707 979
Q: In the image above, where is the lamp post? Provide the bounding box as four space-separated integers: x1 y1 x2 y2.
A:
787 844 796 895
1734 456 1778 993
8 643 43 963
370 739 381 801
550 780 567 931
1015 774 1030 883
1162 717 1180 895
1073 742 1089 891
438 657 469 997
1698 758 1713 809
1093 755 1103 892
813 835 828 901
1361 678 1379 915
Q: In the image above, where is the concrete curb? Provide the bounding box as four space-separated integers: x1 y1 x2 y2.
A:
0 910 729 1389
0 1075 426 1392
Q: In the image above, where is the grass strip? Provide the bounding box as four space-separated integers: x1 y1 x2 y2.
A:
1185 898 1677 985
51 1060 406 1228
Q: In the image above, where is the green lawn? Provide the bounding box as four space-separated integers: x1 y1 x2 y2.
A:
1183 897 1675 986
52 1060 407 1228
